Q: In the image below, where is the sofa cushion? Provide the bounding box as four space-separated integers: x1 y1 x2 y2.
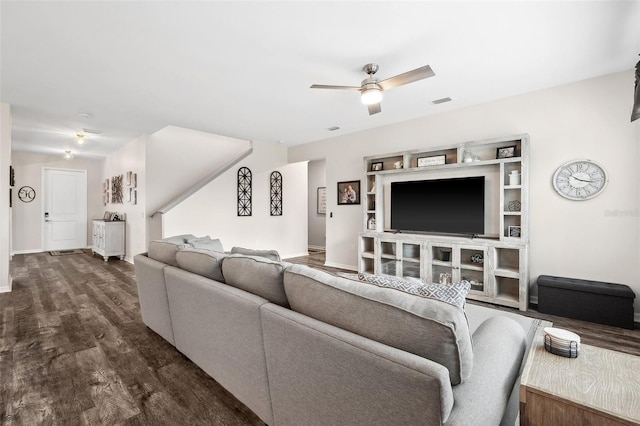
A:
148 237 194 266
230 247 281 262
284 264 473 385
191 237 224 253
176 248 227 282
339 273 470 309
221 254 289 307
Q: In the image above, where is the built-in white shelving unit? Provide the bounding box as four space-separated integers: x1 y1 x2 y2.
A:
359 134 530 311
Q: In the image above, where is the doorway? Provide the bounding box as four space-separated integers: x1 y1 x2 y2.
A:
43 168 88 251
307 159 326 251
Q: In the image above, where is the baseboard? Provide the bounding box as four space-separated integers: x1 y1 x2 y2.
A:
324 261 357 271
124 257 134 265
0 275 12 293
530 295 538 306
308 245 326 251
281 251 309 260
11 249 43 255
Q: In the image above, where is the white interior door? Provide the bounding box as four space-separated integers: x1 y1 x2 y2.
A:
43 168 87 251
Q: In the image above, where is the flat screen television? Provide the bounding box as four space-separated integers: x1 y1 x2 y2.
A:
391 176 485 235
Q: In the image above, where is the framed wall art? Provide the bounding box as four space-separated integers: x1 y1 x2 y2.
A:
337 180 360 205
317 187 326 214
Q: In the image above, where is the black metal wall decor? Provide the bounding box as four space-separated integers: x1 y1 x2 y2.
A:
632 57 640 122
237 167 252 216
270 171 283 216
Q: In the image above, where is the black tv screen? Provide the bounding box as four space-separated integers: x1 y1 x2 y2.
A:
391 177 485 235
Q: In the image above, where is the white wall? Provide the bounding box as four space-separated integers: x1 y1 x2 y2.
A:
146 125 252 216
308 159 326 249
0 104 12 292
289 70 640 317
164 141 308 259
10 152 103 253
102 135 147 261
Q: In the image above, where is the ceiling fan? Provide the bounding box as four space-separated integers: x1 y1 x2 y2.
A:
310 63 435 115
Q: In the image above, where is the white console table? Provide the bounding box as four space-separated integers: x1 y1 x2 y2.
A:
92 219 125 262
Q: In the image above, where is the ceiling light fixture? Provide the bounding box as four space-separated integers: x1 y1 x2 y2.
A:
64 150 74 159
76 133 87 145
361 85 383 105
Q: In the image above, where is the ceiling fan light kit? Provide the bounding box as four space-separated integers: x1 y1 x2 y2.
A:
361 86 383 105
311 63 435 115
76 133 87 145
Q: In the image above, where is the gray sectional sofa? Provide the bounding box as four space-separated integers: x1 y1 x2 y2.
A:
134 236 541 426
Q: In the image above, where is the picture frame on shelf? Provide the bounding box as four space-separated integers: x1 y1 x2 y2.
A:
496 145 517 159
337 180 360 205
417 155 446 167
103 211 111 220
370 162 383 172
508 225 522 238
317 187 326 214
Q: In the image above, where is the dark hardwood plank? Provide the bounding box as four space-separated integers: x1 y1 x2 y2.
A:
2 251 265 425
4 248 636 426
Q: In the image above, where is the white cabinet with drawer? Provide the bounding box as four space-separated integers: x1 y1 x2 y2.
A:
92 219 125 262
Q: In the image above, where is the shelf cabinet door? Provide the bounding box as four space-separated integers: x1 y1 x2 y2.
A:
457 245 488 296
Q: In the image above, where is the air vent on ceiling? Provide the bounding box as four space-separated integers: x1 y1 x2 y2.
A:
432 97 452 105
328 126 340 131
83 128 102 135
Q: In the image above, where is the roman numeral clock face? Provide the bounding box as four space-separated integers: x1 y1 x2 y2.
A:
552 160 608 200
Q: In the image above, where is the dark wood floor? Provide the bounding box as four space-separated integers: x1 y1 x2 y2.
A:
1 251 264 425
2 250 638 425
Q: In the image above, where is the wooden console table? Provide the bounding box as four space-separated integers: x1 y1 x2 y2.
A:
520 328 640 425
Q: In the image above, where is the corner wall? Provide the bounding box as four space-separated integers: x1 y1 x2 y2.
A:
0 104 12 292
163 141 308 259
289 70 640 317
102 135 147 261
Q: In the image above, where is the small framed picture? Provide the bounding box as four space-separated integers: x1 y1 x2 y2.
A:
317 187 326 214
370 162 383 172
103 211 111 220
418 155 446 167
508 226 521 238
497 146 517 159
337 180 361 205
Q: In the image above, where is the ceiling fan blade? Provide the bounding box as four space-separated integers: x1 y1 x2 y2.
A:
310 84 361 91
378 65 435 91
368 103 381 115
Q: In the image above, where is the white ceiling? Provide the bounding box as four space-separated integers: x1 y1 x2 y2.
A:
1 1 639 159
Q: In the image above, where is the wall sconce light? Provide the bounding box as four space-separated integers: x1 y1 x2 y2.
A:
76 133 87 145
64 150 74 159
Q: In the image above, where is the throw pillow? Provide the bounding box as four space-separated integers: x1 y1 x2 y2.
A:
191 237 224 253
230 247 281 262
338 273 470 309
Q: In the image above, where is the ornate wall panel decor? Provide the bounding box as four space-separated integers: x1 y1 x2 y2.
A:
237 167 252 216
111 175 124 204
270 171 283 216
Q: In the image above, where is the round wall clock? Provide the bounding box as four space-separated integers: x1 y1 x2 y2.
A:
18 186 36 203
552 160 608 200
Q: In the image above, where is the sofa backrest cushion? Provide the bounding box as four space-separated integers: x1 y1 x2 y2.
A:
221 254 289 307
230 247 281 262
283 264 473 385
148 235 195 266
176 248 227 282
